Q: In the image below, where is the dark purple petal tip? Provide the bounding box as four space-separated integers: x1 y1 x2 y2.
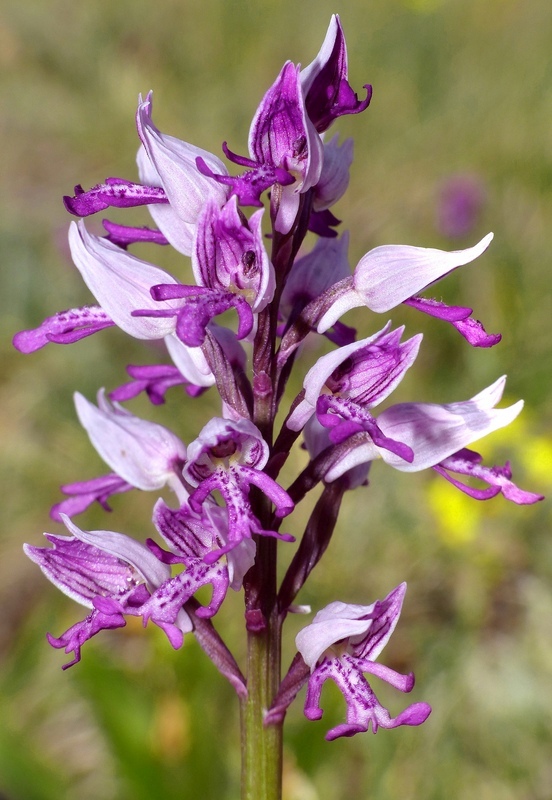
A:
64 179 168 217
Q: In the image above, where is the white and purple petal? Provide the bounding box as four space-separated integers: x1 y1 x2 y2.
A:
317 233 494 332
69 220 182 339
136 92 229 255
75 390 187 493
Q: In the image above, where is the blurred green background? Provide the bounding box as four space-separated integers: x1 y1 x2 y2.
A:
1 0 551 798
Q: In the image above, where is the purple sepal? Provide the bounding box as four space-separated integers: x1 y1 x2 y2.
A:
64 178 168 216
404 296 501 347
51 473 134 520
24 531 147 607
301 15 372 133
308 208 341 237
102 219 169 249
13 306 115 353
136 93 229 240
109 364 204 405
249 62 309 174
153 498 216 560
68 220 184 341
73 390 188 497
433 448 544 504
23 518 176 668
322 326 422 406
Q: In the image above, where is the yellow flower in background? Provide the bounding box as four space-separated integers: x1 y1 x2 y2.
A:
427 478 481 546
520 436 552 486
427 408 547 547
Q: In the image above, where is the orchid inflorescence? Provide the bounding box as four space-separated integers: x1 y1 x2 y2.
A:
16 14 542 744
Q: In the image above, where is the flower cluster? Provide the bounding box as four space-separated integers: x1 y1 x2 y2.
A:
16 15 541 742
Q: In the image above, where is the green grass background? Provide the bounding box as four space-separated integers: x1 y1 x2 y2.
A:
1 0 551 797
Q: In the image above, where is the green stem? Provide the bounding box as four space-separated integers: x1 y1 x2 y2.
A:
240 598 283 800
241 534 282 799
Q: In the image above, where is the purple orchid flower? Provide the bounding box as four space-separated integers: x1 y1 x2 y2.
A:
51 386 191 520
15 220 245 380
287 323 422 462
301 14 372 133
316 232 501 347
192 196 275 315
200 60 324 234
322 376 543 504
250 61 324 233
63 92 230 259
183 417 295 562
296 583 431 740
13 221 194 353
140 195 275 347
24 515 191 668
